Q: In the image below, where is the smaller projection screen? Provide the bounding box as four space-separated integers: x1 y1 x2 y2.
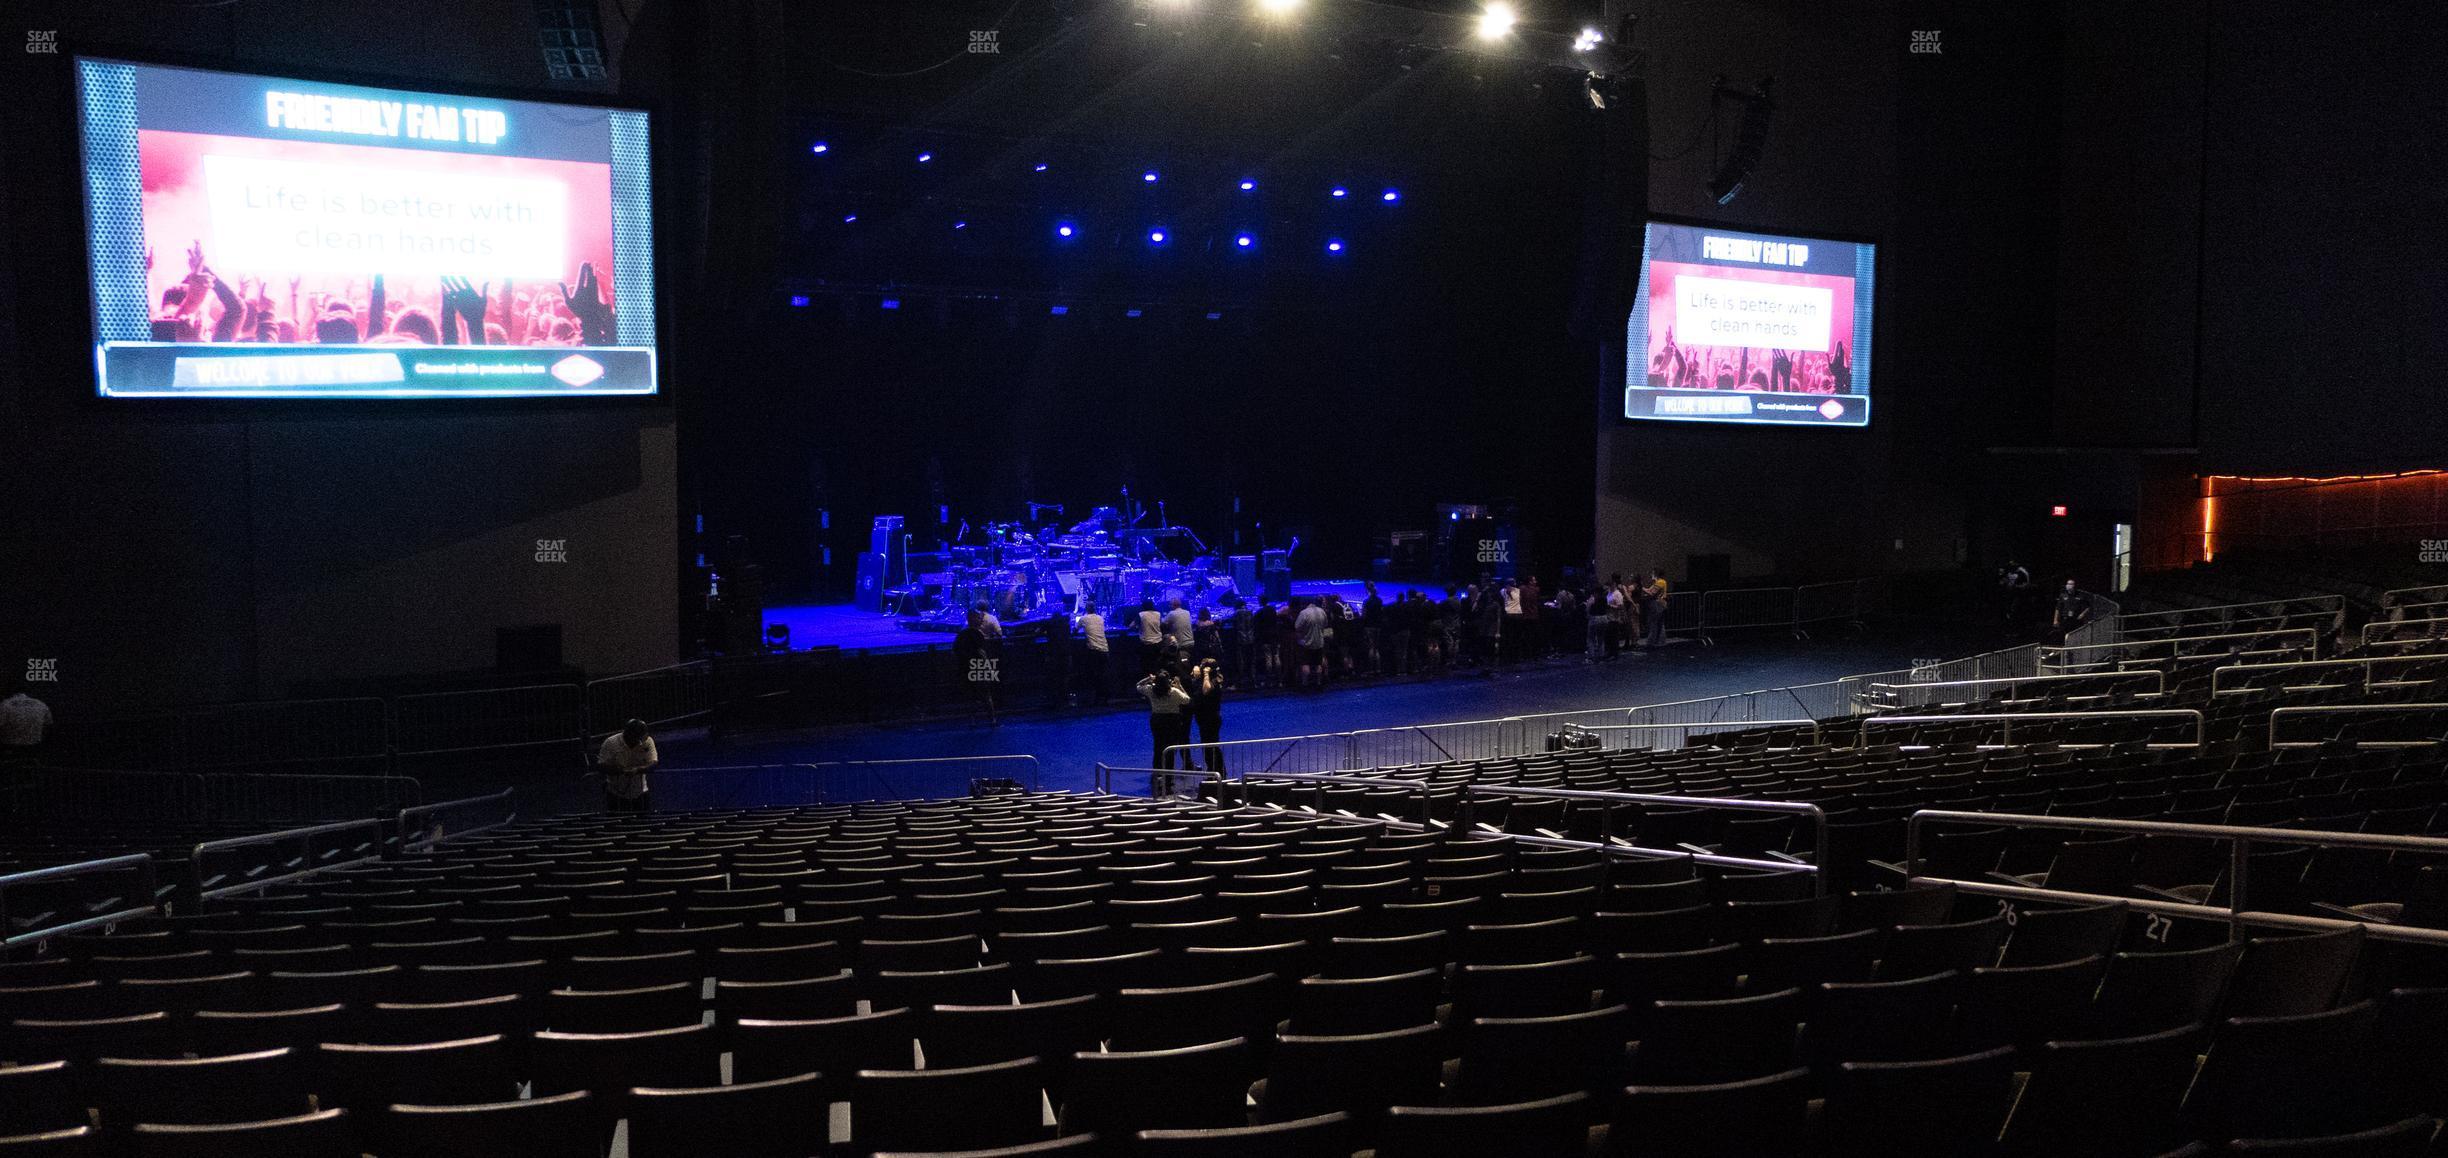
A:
76 58 657 398
1624 220 1875 427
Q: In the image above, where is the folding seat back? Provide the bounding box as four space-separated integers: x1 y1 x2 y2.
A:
1630 987 1802 1084
1261 1024 1446 1125
1608 1067 1811 1158
1956 954 2107 1054
1878 911 2009 980
2090 942 2244 1038
2000 900 2129 967
1451 1004 1630 1106
1061 1038 1253 1139
125 1108 354 1158
2223 925 2364 1018
2000 1023 2204 1158
1374 1092 1591 1158
2187 1000 2382 1142
1288 969 1441 1036
852 1056 1046 1155
625 1072 828 1158
1132 1110 1356 1158
1818 1046 2018 1158
371 1091 601 1158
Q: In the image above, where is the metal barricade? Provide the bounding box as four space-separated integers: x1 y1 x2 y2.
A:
202 773 423 823
397 789 520 852
1794 581 1863 632
1 769 209 824
565 756 1045 813
2382 584 2448 614
2269 703 2448 749
177 697 392 772
1660 589 1705 640
1564 719 1824 751
2208 657 2448 695
1863 670 2166 711
1698 586 1800 643
1906 809 2448 944
2364 619 2448 650
2116 595 2342 642
189 818 387 904
585 662 715 735
0 855 162 956
393 683 587 760
2040 628 2320 673
1859 708 2205 748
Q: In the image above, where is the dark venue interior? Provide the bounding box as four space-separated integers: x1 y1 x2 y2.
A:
4 1 2448 1155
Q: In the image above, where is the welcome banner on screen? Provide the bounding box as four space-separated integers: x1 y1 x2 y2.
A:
78 58 656 398
1624 221 1877 428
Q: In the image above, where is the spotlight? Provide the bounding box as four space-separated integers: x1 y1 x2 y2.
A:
1125 308 1144 318
842 214 858 223
916 151 933 163
1381 188 1399 202
810 141 829 154
953 221 967 230
1257 0 1299 13
1235 233 1254 248
1573 27 1602 52
789 295 810 307
1033 162 1049 172
1143 170 1160 183
1238 179 1256 191
1326 238 1345 253
880 299 901 310
1056 223 1076 238
1205 311 1223 320
1049 305 1069 315
1149 230 1167 243
1330 186 1347 198
1476 2 1516 40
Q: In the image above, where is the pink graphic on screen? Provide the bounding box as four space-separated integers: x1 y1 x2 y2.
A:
136 129 618 348
1644 259 1857 394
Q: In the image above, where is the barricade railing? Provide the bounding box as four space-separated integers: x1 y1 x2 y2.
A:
2269 704 2448 749
397 789 520 852
560 756 1046 813
2364 619 2448 650
584 661 715 735
393 682 588 761
203 773 423 823
1794 581 1865 630
2116 595 2344 641
0 855 162 955
0 769 209 824
2040 627 2320 673
1859 708 2205 748
188 818 387 904
2066 592 2123 649
1906 810 2448 944
1562 719 1825 751
1862 670 2166 711
2382 583 2448 613
1659 589 1704 641
2212 656 2448 696
1699 587 1804 643
2387 599 2448 623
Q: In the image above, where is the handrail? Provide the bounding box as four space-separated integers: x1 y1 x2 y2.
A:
2040 627 2320 666
2382 583 2448 612
0 855 163 953
1865 670 2166 709
1906 809 2448 942
2268 703 2448 749
396 788 519 852
188 817 387 903
1858 708 2205 748
2364 619 2448 649
2117 594 2344 632
1564 719 1826 747
1228 771 1830 892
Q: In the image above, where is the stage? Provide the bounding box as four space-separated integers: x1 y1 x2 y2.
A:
764 577 1451 654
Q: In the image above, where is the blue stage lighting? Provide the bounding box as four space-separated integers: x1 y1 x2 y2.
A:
1034 162 1049 171
1050 305 1069 315
1330 186 1347 198
1326 238 1345 252
953 221 968 230
1382 188 1400 202
1056 223 1076 238
1149 230 1167 243
789 295 810 307
1239 179 1256 190
810 141 829 154
880 299 900 310
1143 170 1160 182
1205 311 1223 320
1235 233 1254 248
843 214 858 223
1125 308 1144 318
917 151 933 163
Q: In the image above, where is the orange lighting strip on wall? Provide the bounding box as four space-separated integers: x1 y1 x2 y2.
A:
2198 468 2448 563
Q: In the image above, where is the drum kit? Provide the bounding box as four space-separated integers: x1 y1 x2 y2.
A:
898 505 1236 631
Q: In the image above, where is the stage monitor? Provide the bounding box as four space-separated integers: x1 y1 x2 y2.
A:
1624 220 1874 427
75 58 657 399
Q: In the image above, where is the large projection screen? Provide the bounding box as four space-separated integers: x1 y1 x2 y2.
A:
1624 220 1875 427
77 58 657 399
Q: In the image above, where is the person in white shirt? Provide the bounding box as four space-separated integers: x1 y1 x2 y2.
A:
1294 598 1330 689
1162 597 1195 656
1135 601 1165 675
1136 667 1194 772
596 718 660 813
0 692 52 761
1075 602 1110 704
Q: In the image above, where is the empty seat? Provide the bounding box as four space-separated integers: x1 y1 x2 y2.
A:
0 1127 101 1156
2090 942 2244 1037
1878 911 2009 980
1062 1038 1253 1139
125 1109 354 1158
530 1024 721 1137
2000 1023 2204 1158
0 1062 85 1138
94 1049 312 1130
716 971 859 1024
1132 1110 1356 1158
731 1007 916 1094
2223 926 2364 1018
923 995 1104 1090
1817 1045 2018 1158
1450 1004 1630 1105
1374 1092 1590 1158
2222 1115 2443 1156
625 1071 828 1158
1631 987 1802 1084
853 1056 1046 1154
380 1091 599 1158
1807 971 1960 1068
1260 1024 1446 1126
1288 969 1441 1036
1606 1067 1811 1158
1110 974 1282 1055
1957 954 2108 1054
315 1036 519 1128
2000 901 2129 967
1451 955 1597 1021
543 982 701 1033
2186 1000 2383 1142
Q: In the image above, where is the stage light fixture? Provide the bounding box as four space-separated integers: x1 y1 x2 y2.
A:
1573 27 1602 51
1381 188 1399 202
1205 311 1223 320
953 221 968 230
789 295 810 307
1257 0 1300 14
1149 229 1167 243
916 151 933 163
1050 305 1069 315
1476 2 1517 40
1330 186 1348 198
1235 233 1254 247
1143 170 1160 182
842 214 858 223
1034 162 1049 172
1125 308 1144 318
1239 179 1256 190
1056 223 1076 237
1326 238 1345 252
880 299 901 310
810 141 829 154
